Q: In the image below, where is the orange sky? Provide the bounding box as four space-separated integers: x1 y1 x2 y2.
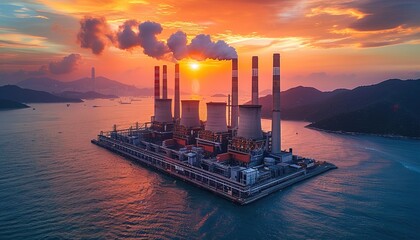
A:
1 0 419 93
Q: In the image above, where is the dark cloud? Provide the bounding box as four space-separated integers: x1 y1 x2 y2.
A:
77 16 114 54
117 20 140 49
350 0 420 31
0 53 82 84
49 53 82 74
0 66 48 85
138 21 170 59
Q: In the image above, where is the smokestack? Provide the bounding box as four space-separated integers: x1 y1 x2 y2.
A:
174 64 180 119
231 58 238 129
271 53 281 154
162 65 168 99
154 99 172 123
237 105 263 140
154 66 160 100
252 56 258 104
180 100 200 128
206 102 227 133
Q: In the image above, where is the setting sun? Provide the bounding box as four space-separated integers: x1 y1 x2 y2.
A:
190 62 199 70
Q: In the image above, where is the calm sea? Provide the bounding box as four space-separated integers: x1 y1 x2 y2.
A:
0 98 419 239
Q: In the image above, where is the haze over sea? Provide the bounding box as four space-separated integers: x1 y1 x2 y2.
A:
1 98 419 239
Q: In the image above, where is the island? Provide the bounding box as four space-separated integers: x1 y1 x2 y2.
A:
0 99 29 110
211 93 227 97
0 85 83 103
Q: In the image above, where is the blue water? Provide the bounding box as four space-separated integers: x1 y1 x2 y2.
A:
0 99 419 239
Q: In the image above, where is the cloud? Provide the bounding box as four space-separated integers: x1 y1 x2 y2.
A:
82 18 237 61
167 31 188 59
0 66 48 84
167 31 238 60
0 53 82 84
116 19 140 49
138 21 170 59
77 16 114 54
349 0 420 31
49 53 82 74
187 34 237 60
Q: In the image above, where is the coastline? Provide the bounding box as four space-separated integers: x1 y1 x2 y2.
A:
306 125 420 140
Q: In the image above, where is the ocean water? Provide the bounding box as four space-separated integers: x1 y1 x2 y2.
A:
0 98 419 239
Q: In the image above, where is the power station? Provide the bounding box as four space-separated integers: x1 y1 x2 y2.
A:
92 53 337 204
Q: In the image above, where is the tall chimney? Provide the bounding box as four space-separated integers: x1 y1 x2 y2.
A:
231 58 238 129
154 66 160 100
162 65 168 99
252 56 258 105
174 64 180 119
271 53 281 154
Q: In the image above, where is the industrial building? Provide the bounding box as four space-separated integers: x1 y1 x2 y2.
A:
92 53 337 204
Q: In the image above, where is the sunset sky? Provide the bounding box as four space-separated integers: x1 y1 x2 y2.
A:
1 0 419 95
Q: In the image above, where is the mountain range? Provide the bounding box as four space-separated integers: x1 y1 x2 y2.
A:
0 85 82 103
17 76 154 96
55 91 118 99
253 79 420 138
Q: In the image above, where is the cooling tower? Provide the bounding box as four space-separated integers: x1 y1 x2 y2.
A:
237 105 263 140
154 66 160 100
154 99 172 123
271 53 281 153
205 102 227 133
252 56 258 105
174 64 180 119
162 65 168 99
231 58 238 128
180 100 200 128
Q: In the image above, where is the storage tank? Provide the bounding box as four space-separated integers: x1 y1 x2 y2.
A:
154 99 172 123
237 105 263 139
180 100 200 128
205 102 227 133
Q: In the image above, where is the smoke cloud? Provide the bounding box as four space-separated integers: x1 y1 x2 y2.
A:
138 21 170 59
186 34 237 60
78 16 114 54
117 20 140 50
167 31 188 60
78 17 237 60
49 54 82 74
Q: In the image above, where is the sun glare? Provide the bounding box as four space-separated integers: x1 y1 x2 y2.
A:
190 62 199 70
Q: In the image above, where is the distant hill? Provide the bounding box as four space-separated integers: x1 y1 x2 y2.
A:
257 79 420 137
55 91 118 100
0 85 82 103
211 94 227 97
283 79 420 122
248 86 348 118
308 101 420 137
0 99 29 110
17 76 153 96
